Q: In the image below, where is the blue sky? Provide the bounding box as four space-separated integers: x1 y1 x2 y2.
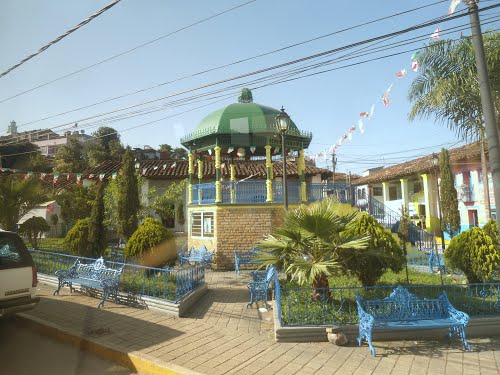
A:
1 0 497 174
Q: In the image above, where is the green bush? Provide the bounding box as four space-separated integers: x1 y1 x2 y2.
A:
64 218 91 257
341 213 404 286
19 216 50 249
124 218 176 267
483 219 498 246
445 226 500 283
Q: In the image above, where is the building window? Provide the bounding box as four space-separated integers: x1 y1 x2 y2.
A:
372 186 383 196
413 180 422 194
191 211 214 238
389 185 402 201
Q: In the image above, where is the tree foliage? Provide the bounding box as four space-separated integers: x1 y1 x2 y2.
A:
54 184 95 225
445 226 500 283
158 144 187 159
408 33 500 141
341 213 404 286
0 175 48 231
124 218 176 267
152 180 186 227
117 147 140 239
19 216 50 249
87 182 107 258
257 199 369 297
483 219 499 245
64 218 91 257
53 135 88 173
439 148 460 237
0 142 39 169
86 126 124 166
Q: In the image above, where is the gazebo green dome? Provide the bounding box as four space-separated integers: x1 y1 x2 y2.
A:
180 89 312 155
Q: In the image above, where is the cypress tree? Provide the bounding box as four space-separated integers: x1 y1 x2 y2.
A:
439 148 461 237
88 181 107 258
117 147 140 239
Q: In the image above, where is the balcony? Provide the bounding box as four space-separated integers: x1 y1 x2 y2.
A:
458 184 474 203
190 181 352 205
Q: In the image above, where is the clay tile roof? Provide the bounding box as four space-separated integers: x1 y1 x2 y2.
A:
85 159 334 180
354 142 482 185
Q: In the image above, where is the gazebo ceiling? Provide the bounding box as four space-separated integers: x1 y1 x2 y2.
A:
180 89 312 155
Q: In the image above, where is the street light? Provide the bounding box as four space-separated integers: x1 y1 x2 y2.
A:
276 107 290 210
432 153 445 250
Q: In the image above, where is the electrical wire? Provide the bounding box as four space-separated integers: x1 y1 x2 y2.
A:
0 0 122 79
3 0 452 121
4 4 491 144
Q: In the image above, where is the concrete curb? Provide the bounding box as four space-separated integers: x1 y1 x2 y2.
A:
15 313 204 375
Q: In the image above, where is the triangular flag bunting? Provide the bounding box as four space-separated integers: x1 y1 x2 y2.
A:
112 172 117 179
227 147 234 154
208 149 212 155
162 163 167 169
99 173 105 181
250 146 256 154
360 112 369 118
412 61 419 72
153 166 158 170
359 119 365 134
431 28 441 40
395 69 407 78
448 0 461 15
171 162 177 168
53 173 59 183
142 168 147 175
40 173 46 180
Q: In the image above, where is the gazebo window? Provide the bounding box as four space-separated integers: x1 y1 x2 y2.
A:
191 211 214 238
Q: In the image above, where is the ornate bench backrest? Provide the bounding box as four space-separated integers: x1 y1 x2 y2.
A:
359 286 448 321
74 257 123 282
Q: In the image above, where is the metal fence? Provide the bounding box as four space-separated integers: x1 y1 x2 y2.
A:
275 282 500 327
30 250 205 303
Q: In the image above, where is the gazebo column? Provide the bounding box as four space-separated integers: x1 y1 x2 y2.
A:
198 160 203 205
215 146 222 203
299 149 306 202
188 152 194 204
230 164 236 203
265 145 273 202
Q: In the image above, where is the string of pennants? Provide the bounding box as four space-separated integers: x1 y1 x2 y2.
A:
308 0 468 162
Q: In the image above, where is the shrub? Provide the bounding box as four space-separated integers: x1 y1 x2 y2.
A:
124 218 176 267
483 219 498 246
445 226 500 283
19 216 50 249
64 218 91 257
341 213 404 286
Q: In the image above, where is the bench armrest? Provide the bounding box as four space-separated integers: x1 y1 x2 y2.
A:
441 292 469 325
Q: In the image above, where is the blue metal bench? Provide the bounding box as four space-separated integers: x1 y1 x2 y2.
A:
234 248 261 275
53 257 124 308
356 286 471 356
183 245 214 269
428 249 446 273
177 243 188 266
247 266 277 309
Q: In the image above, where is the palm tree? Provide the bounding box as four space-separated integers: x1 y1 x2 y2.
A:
257 199 369 300
408 33 500 218
0 175 48 231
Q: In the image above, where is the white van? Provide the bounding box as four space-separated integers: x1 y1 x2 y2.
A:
0 231 40 317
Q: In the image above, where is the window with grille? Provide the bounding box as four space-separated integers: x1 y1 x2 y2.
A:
191 211 214 238
372 186 383 196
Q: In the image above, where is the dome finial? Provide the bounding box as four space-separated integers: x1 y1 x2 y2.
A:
238 88 253 103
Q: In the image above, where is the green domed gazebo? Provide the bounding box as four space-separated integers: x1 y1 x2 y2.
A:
180 88 313 204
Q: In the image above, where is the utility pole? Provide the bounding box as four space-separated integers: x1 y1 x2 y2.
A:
468 1 500 234
332 153 337 184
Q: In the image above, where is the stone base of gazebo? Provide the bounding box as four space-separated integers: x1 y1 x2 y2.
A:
187 204 290 270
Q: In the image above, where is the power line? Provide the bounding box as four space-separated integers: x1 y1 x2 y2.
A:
0 0 256 104
7 4 490 141
0 0 122 79
3 14 499 149
5 0 451 120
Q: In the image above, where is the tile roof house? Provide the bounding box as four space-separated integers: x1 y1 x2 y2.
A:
353 142 494 239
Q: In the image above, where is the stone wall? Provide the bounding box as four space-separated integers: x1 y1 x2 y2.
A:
187 205 287 270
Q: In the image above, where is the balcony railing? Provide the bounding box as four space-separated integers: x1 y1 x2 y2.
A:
458 184 474 202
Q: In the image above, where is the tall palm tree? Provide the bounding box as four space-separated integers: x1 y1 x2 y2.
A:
257 199 369 300
408 33 500 218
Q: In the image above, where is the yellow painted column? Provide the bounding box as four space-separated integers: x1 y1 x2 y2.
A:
299 149 306 202
214 146 221 203
188 152 194 204
421 174 432 230
230 164 236 204
265 145 273 202
400 178 409 209
197 160 203 205
382 182 389 205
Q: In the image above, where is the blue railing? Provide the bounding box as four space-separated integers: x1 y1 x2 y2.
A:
192 183 216 204
30 250 205 303
277 282 500 327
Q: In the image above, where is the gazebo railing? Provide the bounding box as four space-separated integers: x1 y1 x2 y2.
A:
191 181 353 205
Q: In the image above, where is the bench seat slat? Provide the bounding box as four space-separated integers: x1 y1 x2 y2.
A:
374 318 462 330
